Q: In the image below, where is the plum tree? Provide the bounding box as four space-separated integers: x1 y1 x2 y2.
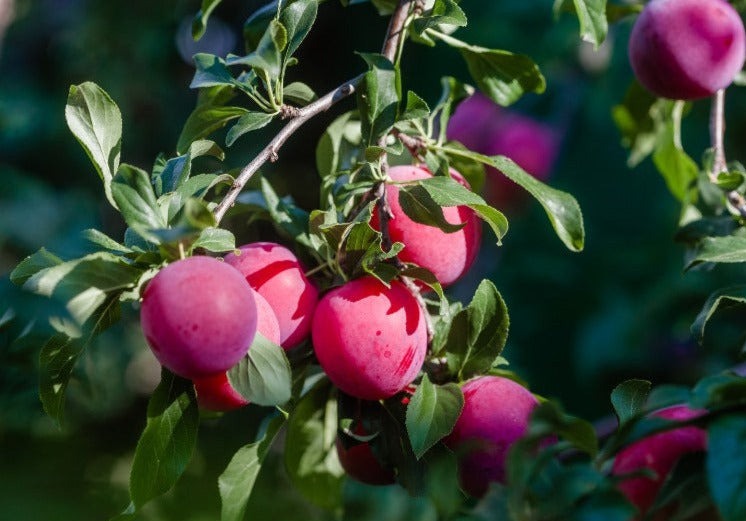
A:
311 276 427 400
612 405 707 516
140 256 258 379
444 376 539 498
192 290 281 412
224 242 318 349
370 165 482 287
336 436 395 486
628 0 746 100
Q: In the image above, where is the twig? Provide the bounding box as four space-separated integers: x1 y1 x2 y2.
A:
381 0 415 62
708 89 746 217
213 75 362 223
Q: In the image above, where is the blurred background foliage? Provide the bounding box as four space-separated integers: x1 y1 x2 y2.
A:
1 0 745 519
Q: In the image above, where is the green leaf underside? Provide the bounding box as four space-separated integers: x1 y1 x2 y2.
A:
219 415 285 521
129 370 199 510
406 374 464 459
65 82 123 209
227 333 292 407
688 236 746 268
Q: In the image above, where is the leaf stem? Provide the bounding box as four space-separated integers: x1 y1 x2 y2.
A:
708 89 746 217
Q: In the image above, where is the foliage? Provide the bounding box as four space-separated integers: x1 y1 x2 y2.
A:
3 0 746 520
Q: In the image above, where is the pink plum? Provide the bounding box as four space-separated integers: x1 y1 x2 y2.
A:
446 92 502 152
311 276 427 400
629 0 746 100
444 376 539 498
336 437 395 485
224 242 318 349
140 256 257 379
192 290 281 411
370 165 482 287
612 405 707 516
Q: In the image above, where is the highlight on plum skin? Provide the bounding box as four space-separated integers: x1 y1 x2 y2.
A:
444 375 540 498
370 165 482 287
140 256 258 380
224 241 318 349
612 404 708 516
311 276 427 401
192 290 281 412
628 0 746 100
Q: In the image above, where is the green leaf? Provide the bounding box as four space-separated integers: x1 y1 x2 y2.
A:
227 20 286 79
611 81 660 167
10 248 63 285
445 280 510 380
400 91 431 121
653 104 698 202
707 413 746 521
112 164 165 232
65 82 122 209
192 0 224 40
154 140 224 196
610 379 651 426
687 236 746 268
82 229 132 254
691 373 746 411
22 252 142 328
226 111 276 146
280 0 318 59
283 81 318 105
284 380 345 510
39 299 119 426
398 185 466 233
691 285 746 342
227 333 292 407
406 375 464 459
260 177 314 248
410 176 509 243
178 86 245 154
129 369 199 510
357 53 400 147
431 32 545 107
553 0 608 48
453 151 584 252
191 54 237 89
315 111 362 180
528 401 599 457
190 227 235 253
219 415 285 521
411 0 467 35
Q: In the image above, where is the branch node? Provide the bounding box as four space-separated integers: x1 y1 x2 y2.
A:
280 104 301 119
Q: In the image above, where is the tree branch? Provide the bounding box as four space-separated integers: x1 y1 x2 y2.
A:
213 75 362 223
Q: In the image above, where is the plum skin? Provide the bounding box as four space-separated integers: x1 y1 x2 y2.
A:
192 290 281 411
612 405 707 515
336 437 395 485
370 165 482 287
140 256 257 380
444 376 539 498
311 276 427 401
224 242 318 349
628 0 746 100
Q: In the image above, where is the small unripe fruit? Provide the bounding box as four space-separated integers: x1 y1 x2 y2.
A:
312 276 427 400
193 290 281 411
628 0 746 100
140 256 257 379
224 242 318 349
444 376 539 498
370 165 482 287
612 405 707 515
336 437 395 485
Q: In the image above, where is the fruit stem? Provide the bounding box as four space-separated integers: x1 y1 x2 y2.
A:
708 89 746 216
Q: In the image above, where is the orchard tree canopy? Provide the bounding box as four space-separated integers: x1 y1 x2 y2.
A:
1 0 746 520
